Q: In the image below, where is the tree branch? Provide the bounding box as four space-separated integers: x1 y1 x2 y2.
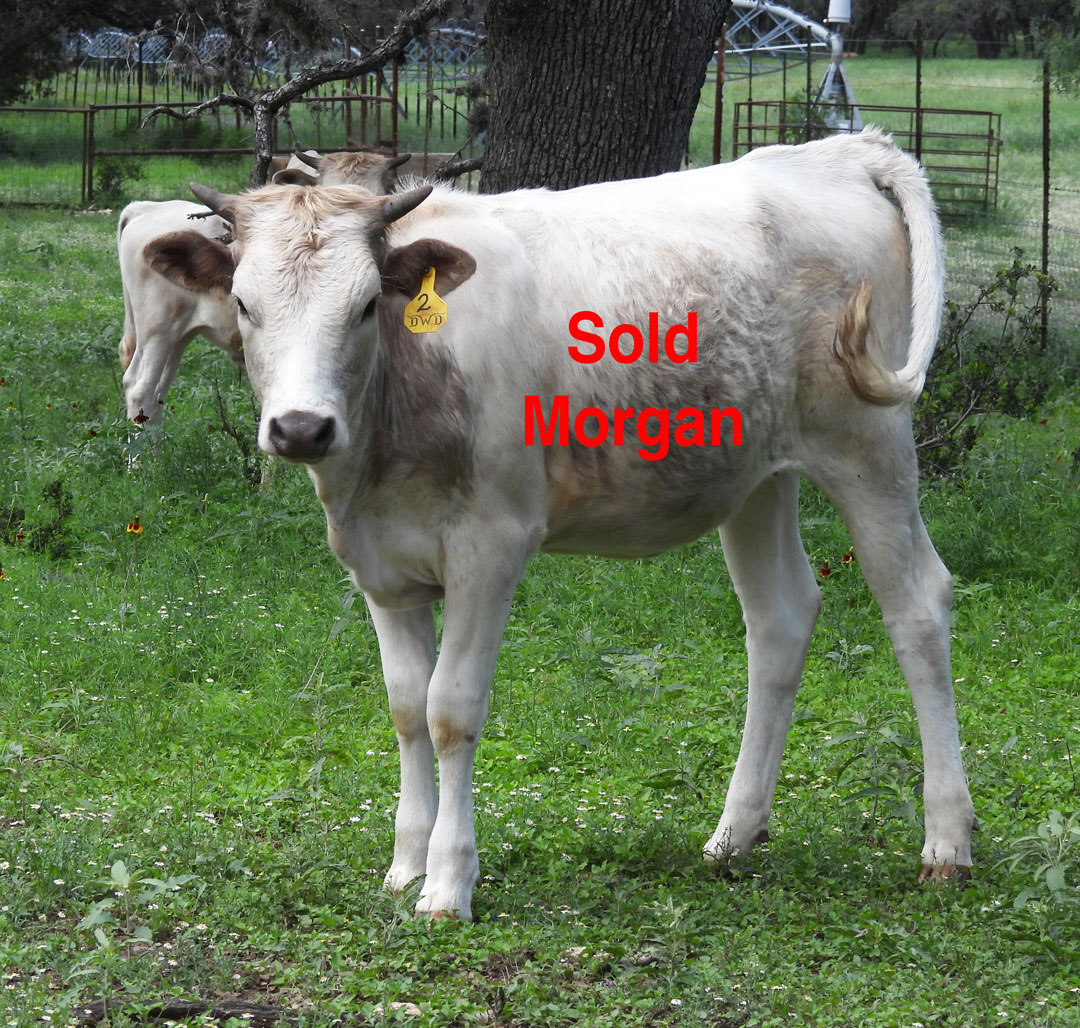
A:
140 0 452 129
260 0 454 109
138 0 455 187
433 156 484 181
140 91 253 130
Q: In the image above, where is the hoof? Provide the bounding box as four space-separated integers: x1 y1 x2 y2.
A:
421 907 469 923
383 869 424 895
918 863 972 883
703 828 769 863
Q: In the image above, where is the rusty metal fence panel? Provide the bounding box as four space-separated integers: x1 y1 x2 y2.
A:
731 100 1002 212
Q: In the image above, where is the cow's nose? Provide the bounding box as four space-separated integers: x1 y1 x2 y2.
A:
268 410 337 460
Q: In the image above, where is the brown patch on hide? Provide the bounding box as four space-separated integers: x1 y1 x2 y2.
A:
318 151 404 192
118 334 136 371
366 313 475 496
144 231 234 294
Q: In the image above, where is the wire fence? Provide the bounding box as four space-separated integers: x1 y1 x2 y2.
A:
0 28 1076 355
0 22 485 203
703 39 1078 358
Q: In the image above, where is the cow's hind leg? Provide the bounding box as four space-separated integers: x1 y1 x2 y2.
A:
121 326 189 423
367 601 438 893
705 471 822 861
810 428 975 877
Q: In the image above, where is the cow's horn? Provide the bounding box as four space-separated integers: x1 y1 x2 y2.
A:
381 185 433 225
189 182 236 224
293 149 322 170
388 152 412 169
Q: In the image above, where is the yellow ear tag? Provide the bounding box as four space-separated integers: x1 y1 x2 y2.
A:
403 266 448 334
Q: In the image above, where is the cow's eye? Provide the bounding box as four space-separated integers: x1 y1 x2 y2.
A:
362 295 379 321
234 296 249 318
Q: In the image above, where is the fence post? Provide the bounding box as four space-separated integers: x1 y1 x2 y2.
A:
805 28 812 143
392 56 399 153
86 106 96 204
1041 56 1051 349
80 109 89 205
915 21 923 164
712 25 725 164
424 31 434 159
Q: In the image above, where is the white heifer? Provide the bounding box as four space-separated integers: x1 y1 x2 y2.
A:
150 129 974 921
116 151 409 423
116 199 238 423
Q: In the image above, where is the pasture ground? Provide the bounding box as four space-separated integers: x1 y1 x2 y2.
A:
3 56 1080 1028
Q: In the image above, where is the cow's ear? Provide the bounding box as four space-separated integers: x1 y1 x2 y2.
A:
271 168 318 186
380 238 476 297
144 230 235 293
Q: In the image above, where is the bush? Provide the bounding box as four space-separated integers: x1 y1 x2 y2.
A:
94 156 147 205
914 248 1054 476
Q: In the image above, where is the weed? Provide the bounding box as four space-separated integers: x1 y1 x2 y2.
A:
78 859 199 949
8 476 77 559
820 709 924 836
1000 809 1080 906
997 810 1080 963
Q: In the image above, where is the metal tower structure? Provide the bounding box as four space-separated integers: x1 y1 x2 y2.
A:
726 0 861 131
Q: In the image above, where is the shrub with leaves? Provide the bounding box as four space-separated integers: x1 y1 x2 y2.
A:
915 248 1054 476
94 156 147 205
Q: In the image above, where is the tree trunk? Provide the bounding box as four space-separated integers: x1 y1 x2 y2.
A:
480 0 728 192
971 13 1008 58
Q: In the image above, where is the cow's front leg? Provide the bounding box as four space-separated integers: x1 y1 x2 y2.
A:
415 552 526 920
367 601 438 893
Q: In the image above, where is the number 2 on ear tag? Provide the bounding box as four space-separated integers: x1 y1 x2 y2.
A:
403 266 448 334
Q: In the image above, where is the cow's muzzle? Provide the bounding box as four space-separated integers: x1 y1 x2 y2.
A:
267 410 337 461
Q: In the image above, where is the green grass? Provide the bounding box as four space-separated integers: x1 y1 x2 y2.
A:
3 171 1080 1026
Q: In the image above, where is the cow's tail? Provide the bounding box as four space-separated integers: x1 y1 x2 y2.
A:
833 128 944 407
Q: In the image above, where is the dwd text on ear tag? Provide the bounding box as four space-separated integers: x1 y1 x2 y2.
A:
403 266 448 334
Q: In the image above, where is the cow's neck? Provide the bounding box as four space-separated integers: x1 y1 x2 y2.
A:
307 327 474 517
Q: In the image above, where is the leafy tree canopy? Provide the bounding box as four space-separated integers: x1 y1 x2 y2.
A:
1039 0 1080 89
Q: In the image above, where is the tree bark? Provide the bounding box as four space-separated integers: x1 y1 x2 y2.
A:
480 0 728 192
970 11 1010 58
